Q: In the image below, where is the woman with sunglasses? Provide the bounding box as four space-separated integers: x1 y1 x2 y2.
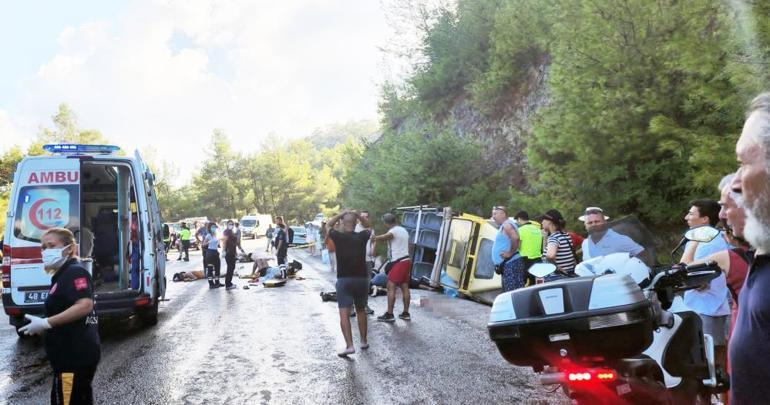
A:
20 227 100 404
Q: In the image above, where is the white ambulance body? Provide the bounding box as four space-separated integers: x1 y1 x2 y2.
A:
2 144 166 336
239 213 273 239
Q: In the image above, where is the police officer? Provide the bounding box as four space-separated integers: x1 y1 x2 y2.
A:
177 222 191 261
20 227 100 404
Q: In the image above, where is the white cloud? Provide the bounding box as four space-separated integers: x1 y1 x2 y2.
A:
8 0 393 173
0 109 28 151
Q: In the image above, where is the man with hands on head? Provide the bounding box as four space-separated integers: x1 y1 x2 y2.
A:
323 210 372 357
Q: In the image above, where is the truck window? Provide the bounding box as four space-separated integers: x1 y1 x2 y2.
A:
14 185 79 243
445 220 472 270
474 239 495 279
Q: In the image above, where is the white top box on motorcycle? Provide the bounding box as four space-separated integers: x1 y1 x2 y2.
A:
487 274 654 369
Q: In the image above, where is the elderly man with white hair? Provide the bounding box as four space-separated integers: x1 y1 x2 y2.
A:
728 93 770 404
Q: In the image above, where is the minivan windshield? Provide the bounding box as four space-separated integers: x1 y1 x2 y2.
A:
241 219 256 227
14 185 79 243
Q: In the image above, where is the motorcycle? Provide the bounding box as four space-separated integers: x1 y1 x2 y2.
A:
488 226 729 404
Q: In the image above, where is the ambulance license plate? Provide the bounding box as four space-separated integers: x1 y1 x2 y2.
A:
24 291 48 303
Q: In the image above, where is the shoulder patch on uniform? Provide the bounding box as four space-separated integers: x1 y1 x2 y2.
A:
73 277 88 291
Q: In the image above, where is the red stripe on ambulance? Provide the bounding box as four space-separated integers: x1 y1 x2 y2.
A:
8 246 43 265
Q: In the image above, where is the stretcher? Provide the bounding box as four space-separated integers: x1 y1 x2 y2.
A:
263 279 287 288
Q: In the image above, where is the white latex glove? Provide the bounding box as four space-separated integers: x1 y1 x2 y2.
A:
18 314 52 336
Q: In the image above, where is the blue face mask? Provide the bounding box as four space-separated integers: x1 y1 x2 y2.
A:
211 227 218 233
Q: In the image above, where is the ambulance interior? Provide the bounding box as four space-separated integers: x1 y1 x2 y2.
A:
78 162 142 293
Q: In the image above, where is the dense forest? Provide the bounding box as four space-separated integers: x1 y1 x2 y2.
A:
4 0 770 233
341 0 770 230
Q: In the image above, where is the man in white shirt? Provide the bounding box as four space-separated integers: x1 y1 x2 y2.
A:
681 199 731 377
372 213 411 322
579 207 646 262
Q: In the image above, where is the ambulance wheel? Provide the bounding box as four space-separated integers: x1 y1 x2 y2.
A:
139 300 159 326
13 316 31 338
139 281 160 327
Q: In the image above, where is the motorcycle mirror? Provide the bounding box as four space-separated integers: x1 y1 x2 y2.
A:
529 263 557 278
684 226 720 243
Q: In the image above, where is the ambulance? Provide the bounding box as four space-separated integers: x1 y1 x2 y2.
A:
2 144 166 336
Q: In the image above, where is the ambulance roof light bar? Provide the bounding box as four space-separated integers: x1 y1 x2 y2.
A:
43 144 121 155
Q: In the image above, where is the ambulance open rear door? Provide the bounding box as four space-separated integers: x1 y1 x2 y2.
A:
5 157 81 320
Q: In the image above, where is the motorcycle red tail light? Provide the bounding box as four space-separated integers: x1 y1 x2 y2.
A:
566 368 617 383
568 372 592 382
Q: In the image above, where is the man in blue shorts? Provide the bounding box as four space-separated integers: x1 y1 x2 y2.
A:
324 210 372 357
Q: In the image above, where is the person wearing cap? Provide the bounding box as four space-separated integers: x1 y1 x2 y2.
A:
514 211 543 285
492 206 525 291
579 207 645 262
541 209 577 274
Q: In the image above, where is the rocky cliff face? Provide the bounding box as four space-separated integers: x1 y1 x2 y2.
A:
396 63 550 190
451 64 550 189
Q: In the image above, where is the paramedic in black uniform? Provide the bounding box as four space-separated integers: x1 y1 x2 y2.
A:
20 227 100 404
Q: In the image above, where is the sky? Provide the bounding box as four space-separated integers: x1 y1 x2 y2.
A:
0 0 410 169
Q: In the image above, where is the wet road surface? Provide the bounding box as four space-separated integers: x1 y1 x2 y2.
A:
0 239 564 404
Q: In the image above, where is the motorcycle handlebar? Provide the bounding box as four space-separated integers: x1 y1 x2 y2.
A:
648 261 721 291
684 261 719 273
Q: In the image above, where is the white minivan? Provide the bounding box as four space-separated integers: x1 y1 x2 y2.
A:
1 144 166 336
239 214 273 239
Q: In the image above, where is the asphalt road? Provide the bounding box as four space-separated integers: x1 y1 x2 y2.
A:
0 238 564 404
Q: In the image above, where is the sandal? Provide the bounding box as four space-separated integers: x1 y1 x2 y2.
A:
337 347 355 357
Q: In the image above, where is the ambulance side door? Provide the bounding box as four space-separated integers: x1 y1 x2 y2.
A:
7 158 81 307
134 151 166 298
